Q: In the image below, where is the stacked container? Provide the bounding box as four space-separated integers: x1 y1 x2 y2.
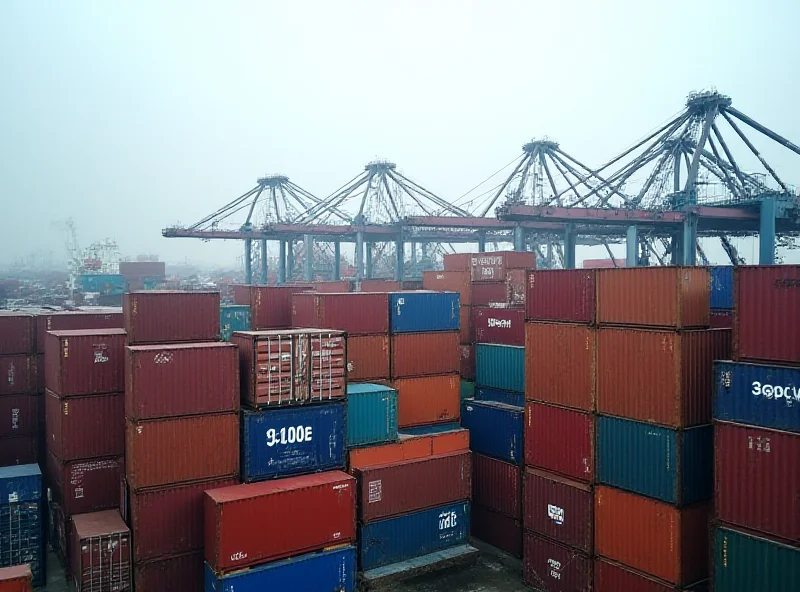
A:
0 465 44 587
709 266 734 328
219 304 251 341
232 285 312 330
69 510 132 591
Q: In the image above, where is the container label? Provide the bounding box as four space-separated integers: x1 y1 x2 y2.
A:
265 425 313 447
439 510 458 530
8 492 18 503
6 362 14 386
75 487 84 499
368 480 382 503
747 435 771 453
11 407 19 430
93 345 109 364
548 558 562 580
547 504 564 525
396 297 405 316
751 381 799 406
487 318 511 329
230 551 248 562
153 352 173 364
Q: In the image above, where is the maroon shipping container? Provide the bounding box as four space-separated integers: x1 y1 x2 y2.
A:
126 413 239 490
45 390 124 460
233 285 312 329
354 451 471 523
715 421 799 542
125 342 239 420
506 269 527 308
123 291 220 345
710 310 733 329
47 453 124 515
472 504 522 558
523 531 592 592
0 355 34 395
472 453 521 519
0 312 35 355
129 476 239 562
0 435 37 465
44 329 126 397
443 253 471 272
526 269 597 324
473 307 525 346
204 471 357 573
347 335 390 381
422 271 472 306
471 282 508 306
314 280 352 293
0 394 38 438
34 354 44 393
460 306 473 344
523 468 593 553
390 332 460 378
36 310 124 354
0 564 32 592
133 552 204 592
292 292 389 335
69 510 132 592
359 280 401 292
459 344 475 380
471 251 536 282
525 402 593 483
734 265 800 365
595 558 708 592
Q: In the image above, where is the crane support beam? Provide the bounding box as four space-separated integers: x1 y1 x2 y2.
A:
725 107 800 157
395 239 404 281
563 225 577 269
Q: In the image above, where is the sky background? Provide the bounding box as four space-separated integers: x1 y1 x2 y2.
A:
1 0 799 269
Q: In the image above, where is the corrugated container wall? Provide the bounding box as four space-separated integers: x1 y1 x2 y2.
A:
36 311 124 353
595 558 709 592
471 505 522 558
45 391 124 460
470 282 508 306
389 292 459 333
392 374 460 428
470 251 536 282
443 253 470 272
219 305 250 341
0 437 37 466
0 565 32 592
459 306 473 343
473 307 525 346
523 532 592 592
47 454 123 515
123 291 220 344
347 384 398 447
422 271 472 305
133 551 203 592
0 395 38 438
347 335 389 381
292 293 389 335
525 402 593 482
475 386 524 408
710 266 734 310
0 463 41 503
526 269 597 323
233 285 310 330
69 510 131 592
44 329 126 396
475 344 524 393
348 429 469 471
472 453 521 519
0 355 34 395
460 344 475 381
505 269 526 308
714 526 799 592
0 313 35 355
390 332 459 378
460 400 523 464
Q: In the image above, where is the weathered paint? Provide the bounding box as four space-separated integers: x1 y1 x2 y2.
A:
219 305 251 341
346 383 398 447
525 402 593 483
460 400 523 465
710 266 734 310
389 292 460 333
475 344 524 393
714 526 799 592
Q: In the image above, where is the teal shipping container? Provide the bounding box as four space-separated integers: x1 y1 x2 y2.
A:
347 383 398 447
78 273 125 295
714 526 798 592
475 344 524 393
460 380 475 401
220 305 251 341
596 415 713 505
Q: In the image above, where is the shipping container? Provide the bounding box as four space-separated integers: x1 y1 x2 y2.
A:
219 305 250 341
204 546 356 592
505 269 526 308
36 311 124 354
204 471 356 573
0 565 32 592
443 253 471 272
473 307 525 346
595 558 709 592
733 265 800 365
523 468 593 553
471 504 522 557
78 273 125 295
125 342 239 420
475 344 524 393
233 285 311 329
526 269 597 324
460 306 473 343
522 531 592 592
0 355 34 395
392 374 460 428
126 413 239 489
359 280 401 292
241 402 346 481
459 344 475 380
123 291 220 344
525 402 593 482
475 386 524 408
359 501 470 570
315 280 352 293
472 453 521 519
710 266 734 310
422 271 472 305
292 293 390 335
0 436 37 466
596 267 710 328
461 400 523 464
34 354 44 393
0 464 40 504
390 332 459 378
714 421 799 542
0 498 43 586
471 251 536 282
401 280 424 290
347 383 398 447
597 328 731 427
44 329 126 397
714 361 800 433
0 313 35 356
389 292 460 333
710 310 733 328
347 334 390 381
399 422 461 435
134 551 203 592
597 416 712 505
69 510 131 591
594 485 710 585
460 379 475 401
471 282 509 306
45 390 124 460
0 394 38 438
714 526 799 592
47 453 123 515
348 429 469 471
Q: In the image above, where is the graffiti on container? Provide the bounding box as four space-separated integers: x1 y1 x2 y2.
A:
265 426 313 447
547 558 562 580
93 345 109 364
747 436 771 453
230 551 248 562
752 381 799 405
488 318 512 329
547 504 565 525
368 480 382 503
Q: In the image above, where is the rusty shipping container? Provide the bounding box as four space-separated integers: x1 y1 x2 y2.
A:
471 251 536 282
594 485 711 586
0 355 34 395
472 504 522 558
348 429 470 471
233 285 311 329
133 551 203 592
597 327 731 427
0 312 35 355
443 253 471 272
596 266 710 328
125 342 238 420
526 322 597 411
525 402 593 483
459 306 473 343
0 565 32 592
125 413 239 489
123 291 220 345
471 282 508 306
359 279 401 292
292 292 389 335
392 374 461 428
523 531 592 592
0 394 38 438
505 269 527 308
422 271 472 305
472 453 520 519
204 471 357 573
47 453 123 515
526 269 597 324
347 334 390 381
734 265 800 365
45 390 124 460
36 310 124 353
390 332 459 378
710 310 733 329
460 344 475 380
69 510 132 592
473 307 525 346
315 280 352 293
595 558 709 592
44 329 126 397
715 421 799 542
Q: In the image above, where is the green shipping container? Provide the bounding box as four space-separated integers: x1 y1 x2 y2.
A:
347 383 398 447
715 526 799 592
475 344 524 393
220 305 251 341
460 380 475 401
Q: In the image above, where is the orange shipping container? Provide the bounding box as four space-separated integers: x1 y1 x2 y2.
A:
596 267 710 328
348 429 469 471
347 335 390 381
422 271 472 306
594 485 710 586
391 374 460 428
390 332 459 378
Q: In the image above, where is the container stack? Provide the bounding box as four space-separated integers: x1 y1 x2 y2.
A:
0 565 33 591
69 510 132 591
219 304 250 341
709 265 734 328
232 285 312 330
0 464 44 587
712 265 799 592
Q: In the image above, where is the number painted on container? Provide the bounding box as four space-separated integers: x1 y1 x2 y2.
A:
751 381 800 405
265 426 313 447
439 510 458 530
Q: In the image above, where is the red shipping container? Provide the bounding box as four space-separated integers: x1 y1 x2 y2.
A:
710 310 733 329
525 402 593 482
526 269 597 324
523 468 593 553
129 476 239 562
354 451 471 523
123 291 220 345
347 335 390 381
292 293 389 335
392 374 461 427
0 313 35 356
390 332 460 378
126 413 239 490
125 342 239 420
422 271 472 306
47 453 124 516
471 251 536 282
133 552 203 592
233 285 312 329
34 354 44 393
314 280 352 293
459 306 473 344
45 329 126 396
69 510 132 592
523 531 592 592
594 485 710 585
472 504 522 557
204 471 357 573
472 452 521 519
0 394 38 438
471 282 508 306
459 344 475 380
443 253 471 272
734 265 800 365
36 311 124 354
0 435 37 465
506 269 527 308
715 421 799 542
0 355 34 395
526 322 596 411
45 390 124 460
595 558 708 592
597 327 731 427
473 307 525 346
348 429 470 471
359 280 401 292
0 565 32 592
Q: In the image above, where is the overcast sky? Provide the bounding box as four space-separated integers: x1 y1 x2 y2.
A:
2 0 799 268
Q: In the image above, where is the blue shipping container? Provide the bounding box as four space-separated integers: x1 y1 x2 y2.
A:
460 400 524 465
240 402 346 482
347 383 398 447
78 273 125 295
205 546 356 592
714 361 800 434
596 416 713 505
399 422 463 436
389 292 460 333
475 344 525 393
710 266 734 310
220 305 251 342
0 501 44 586
359 502 470 571
475 386 525 409
0 464 41 504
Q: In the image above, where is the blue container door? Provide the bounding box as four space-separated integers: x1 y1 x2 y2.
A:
359 502 470 570
347 384 398 447
241 402 346 481
475 386 525 408
710 266 734 310
0 500 44 586
460 401 523 465
389 292 460 333
475 344 525 393
0 464 42 504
